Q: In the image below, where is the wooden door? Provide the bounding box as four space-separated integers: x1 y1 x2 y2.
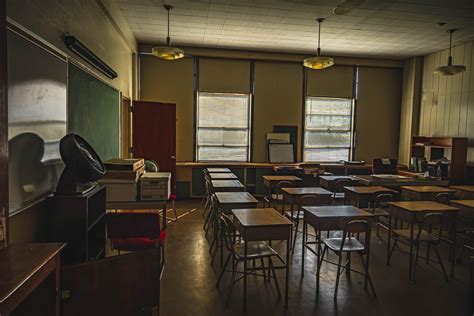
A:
132 101 176 194
61 249 160 316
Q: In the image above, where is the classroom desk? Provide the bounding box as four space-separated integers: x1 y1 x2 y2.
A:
319 175 359 191
262 175 302 191
401 186 457 201
231 208 292 311
387 201 459 280
206 168 231 173
209 173 238 180
344 186 398 208
451 185 474 199
451 200 474 218
0 243 65 316
301 206 374 292
211 180 244 192
354 175 449 187
281 187 333 213
215 192 258 212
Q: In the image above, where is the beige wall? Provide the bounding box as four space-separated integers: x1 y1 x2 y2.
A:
7 0 136 97
253 61 303 162
398 57 423 166
419 40 474 162
355 67 403 162
6 0 136 243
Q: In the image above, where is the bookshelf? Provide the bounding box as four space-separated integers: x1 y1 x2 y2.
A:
411 136 468 184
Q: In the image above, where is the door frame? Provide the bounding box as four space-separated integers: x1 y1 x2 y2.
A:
0 0 8 249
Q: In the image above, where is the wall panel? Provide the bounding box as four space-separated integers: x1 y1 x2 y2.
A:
307 65 353 98
419 40 474 162
199 58 250 94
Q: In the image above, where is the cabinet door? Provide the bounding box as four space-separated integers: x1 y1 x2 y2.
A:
61 249 160 316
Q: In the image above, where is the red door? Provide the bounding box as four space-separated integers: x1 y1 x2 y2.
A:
132 101 176 194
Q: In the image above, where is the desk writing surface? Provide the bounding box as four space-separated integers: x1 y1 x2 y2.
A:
262 175 302 182
354 175 449 186
206 168 231 173
215 192 258 204
401 186 456 193
232 208 292 227
0 243 65 304
451 185 474 193
388 201 459 212
451 200 474 209
209 173 237 179
211 180 244 188
303 205 373 218
281 187 332 196
344 186 396 194
319 176 355 181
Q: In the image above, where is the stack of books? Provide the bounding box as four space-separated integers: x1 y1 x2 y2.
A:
99 158 145 202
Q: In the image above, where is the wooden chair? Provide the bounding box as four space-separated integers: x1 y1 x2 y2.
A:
319 220 375 299
389 213 448 282
263 180 292 210
366 193 394 238
216 214 284 307
331 178 352 205
285 194 318 253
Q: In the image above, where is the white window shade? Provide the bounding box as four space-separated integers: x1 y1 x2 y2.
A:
197 92 250 161
304 97 354 162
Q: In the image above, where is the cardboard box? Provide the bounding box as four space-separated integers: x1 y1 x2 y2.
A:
139 172 171 201
98 179 138 202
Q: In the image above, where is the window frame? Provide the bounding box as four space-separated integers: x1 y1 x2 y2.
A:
195 91 252 162
303 96 355 162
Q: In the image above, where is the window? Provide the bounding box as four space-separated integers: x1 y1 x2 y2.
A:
304 97 354 162
196 92 251 161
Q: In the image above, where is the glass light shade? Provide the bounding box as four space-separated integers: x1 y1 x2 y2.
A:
152 46 184 60
303 56 334 70
434 64 466 76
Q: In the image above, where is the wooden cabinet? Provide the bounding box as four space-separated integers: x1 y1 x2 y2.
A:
46 185 106 265
411 136 468 184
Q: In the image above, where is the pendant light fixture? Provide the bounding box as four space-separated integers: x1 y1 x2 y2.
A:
303 18 334 70
434 29 465 76
152 5 184 60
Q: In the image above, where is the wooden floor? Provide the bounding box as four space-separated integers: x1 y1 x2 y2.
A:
160 200 470 316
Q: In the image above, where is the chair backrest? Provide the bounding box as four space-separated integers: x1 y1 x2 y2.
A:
373 193 394 210
341 220 371 252
144 160 159 172
219 214 237 252
107 212 161 239
299 194 318 208
433 192 452 204
372 158 398 175
418 212 444 244
334 178 352 193
277 180 293 193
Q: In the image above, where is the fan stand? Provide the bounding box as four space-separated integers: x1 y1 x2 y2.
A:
55 166 97 196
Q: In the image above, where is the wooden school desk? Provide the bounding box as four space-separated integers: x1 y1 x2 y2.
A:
281 187 333 212
301 206 374 292
319 175 359 191
387 201 459 280
353 175 449 187
451 185 474 199
344 186 397 207
401 186 457 201
215 192 258 212
211 180 244 192
0 243 65 316
231 208 292 311
209 173 238 180
206 168 231 173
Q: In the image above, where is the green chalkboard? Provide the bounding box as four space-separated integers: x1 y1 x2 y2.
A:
68 63 120 161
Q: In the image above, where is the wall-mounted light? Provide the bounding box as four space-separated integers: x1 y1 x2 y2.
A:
64 35 118 79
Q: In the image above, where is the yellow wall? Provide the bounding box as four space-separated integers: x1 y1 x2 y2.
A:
6 0 136 243
355 67 403 161
253 61 303 162
139 53 403 163
419 40 474 162
139 55 195 161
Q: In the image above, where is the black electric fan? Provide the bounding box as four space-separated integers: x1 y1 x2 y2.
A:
55 133 106 195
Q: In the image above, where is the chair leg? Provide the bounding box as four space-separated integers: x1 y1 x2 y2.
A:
291 219 299 253
316 246 327 295
334 253 343 300
269 257 281 299
260 258 267 281
226 259 237 307
217 253 232 288
359 253 376 297
433 245 449 282
173 200 177 221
